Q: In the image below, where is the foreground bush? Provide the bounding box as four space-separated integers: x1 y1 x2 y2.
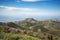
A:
0 32 41 40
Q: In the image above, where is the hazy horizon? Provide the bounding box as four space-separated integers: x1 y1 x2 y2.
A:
0 0 60 22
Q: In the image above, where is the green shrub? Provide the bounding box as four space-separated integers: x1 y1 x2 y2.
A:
0 32 41 40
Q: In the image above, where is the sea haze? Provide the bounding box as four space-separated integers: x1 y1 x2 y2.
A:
0 0 60 22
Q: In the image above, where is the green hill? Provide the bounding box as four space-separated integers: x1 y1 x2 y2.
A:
0 18 60 40
0 32 41 40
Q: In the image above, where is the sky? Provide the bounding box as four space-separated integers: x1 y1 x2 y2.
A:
0 0 60 22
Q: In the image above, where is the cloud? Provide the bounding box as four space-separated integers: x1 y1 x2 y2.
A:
21 0 48 2
0 6 35 17
0 6 33 11
22 0 39 2
0 6 60 18
0 6 60 22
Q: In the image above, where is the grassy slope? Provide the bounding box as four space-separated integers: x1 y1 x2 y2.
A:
0 32 41 40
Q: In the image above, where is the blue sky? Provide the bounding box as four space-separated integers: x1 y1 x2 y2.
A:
0 0 60 22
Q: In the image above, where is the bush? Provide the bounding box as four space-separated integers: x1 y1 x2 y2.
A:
0 32 41 40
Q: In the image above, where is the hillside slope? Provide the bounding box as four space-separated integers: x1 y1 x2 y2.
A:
0 18 60 40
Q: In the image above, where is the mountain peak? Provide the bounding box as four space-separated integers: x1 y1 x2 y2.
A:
25 18 36 23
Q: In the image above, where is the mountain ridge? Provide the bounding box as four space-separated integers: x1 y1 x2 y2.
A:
0 18 60 40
